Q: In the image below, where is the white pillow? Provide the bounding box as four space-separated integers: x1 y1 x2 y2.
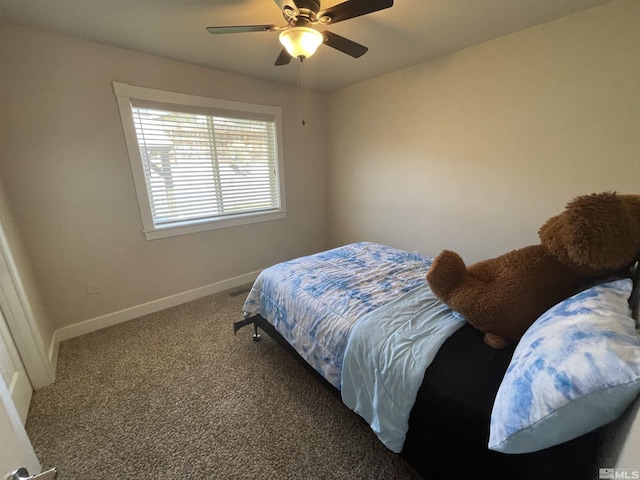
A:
489 279 640 454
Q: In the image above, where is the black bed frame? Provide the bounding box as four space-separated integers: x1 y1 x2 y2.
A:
234 314 606 480
233 314 341 398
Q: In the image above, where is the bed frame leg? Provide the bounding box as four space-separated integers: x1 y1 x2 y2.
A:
233 316 262 341
253 323 262 342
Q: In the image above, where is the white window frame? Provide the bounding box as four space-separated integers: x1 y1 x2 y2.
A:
113 82 287 240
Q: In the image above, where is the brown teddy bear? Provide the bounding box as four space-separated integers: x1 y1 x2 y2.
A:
426 192 640 348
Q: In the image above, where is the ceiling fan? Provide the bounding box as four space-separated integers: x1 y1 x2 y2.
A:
206 0 394 65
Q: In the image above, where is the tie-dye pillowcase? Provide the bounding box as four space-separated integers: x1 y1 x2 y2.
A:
489 279 640 454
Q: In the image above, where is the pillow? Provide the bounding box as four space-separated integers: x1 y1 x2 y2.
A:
489 278 640 454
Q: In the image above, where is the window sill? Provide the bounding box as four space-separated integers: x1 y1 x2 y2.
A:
142 210 287 240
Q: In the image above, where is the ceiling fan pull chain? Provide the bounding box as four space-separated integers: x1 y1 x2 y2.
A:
300 57 306 126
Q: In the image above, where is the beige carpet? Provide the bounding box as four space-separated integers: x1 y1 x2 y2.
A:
25 290 421 479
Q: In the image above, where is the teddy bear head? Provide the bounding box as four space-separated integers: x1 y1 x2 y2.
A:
538 191 640 276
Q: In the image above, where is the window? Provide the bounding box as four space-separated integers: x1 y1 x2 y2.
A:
113 82 286 240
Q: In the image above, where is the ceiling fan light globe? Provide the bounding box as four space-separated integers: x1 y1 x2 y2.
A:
279 27 323 59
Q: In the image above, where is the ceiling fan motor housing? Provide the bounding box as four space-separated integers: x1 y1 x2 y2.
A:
284 0 326 26
294 0 321 13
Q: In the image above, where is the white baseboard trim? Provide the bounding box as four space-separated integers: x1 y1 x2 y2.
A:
50 270 260 351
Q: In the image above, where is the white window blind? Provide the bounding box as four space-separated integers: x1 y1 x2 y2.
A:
132 104 280 227
113 82 286 240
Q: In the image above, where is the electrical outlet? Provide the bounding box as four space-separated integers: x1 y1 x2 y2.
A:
86 281 99 295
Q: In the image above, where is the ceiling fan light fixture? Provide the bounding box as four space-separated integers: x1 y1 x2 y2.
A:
279 27 323 59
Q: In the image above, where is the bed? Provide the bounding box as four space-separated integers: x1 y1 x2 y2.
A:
236 242 640 480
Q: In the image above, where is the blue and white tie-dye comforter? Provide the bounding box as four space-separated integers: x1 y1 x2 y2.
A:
242 242 466 452
242 242 433 389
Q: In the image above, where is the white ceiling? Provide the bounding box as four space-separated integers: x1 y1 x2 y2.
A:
0 0 613 92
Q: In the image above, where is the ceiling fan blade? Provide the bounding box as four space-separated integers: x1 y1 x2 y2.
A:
322 31 368 58
275 48 292 66
318 0 393 25
206 25 279 34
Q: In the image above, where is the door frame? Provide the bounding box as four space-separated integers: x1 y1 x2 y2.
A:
0 219 54 390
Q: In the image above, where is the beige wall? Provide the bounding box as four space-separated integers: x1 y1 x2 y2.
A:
0 24 329 335
327 0 640 264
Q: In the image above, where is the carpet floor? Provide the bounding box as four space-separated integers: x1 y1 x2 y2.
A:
25 290 422 479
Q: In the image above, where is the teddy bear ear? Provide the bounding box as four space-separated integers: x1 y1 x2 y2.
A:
539 192 640 273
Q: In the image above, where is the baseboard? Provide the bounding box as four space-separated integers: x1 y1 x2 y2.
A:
50 270 260 352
